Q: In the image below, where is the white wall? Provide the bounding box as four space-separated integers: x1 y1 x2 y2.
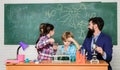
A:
0 0 120 70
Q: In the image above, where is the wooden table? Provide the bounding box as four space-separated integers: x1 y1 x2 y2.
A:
6 60 108 70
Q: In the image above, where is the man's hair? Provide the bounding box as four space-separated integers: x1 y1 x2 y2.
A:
61 32 74 42
89 17 104 31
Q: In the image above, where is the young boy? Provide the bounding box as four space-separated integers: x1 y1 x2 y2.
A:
57 32 80 62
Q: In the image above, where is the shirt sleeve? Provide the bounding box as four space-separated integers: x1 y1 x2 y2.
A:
102 52 107 60
70 45 76 56
49 46 57 55
102 36 113 62
36 36 49 49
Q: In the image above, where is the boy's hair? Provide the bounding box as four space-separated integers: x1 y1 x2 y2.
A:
61 32 74 41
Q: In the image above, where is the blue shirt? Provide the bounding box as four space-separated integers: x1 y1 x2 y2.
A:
57 44 76 60
91 32 107 60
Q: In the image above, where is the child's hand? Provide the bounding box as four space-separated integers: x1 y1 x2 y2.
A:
53 43 58 50
48 38 55 44
67 37 74 42
53 45 57 50
67 37 81 50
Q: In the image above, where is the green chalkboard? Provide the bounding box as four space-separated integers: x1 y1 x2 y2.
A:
4 2 117 45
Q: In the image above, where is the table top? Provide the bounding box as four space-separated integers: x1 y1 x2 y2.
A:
6 60 108 66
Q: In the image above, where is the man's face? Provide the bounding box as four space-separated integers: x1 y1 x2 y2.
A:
86 21 95 38
88 21 94 30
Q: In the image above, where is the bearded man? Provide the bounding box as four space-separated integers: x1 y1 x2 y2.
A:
82 17 113 70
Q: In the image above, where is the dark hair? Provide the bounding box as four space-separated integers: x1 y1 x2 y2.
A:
36 23 46 44
39 23 46 33
89 17 104 31
44 23 54 35
35 23 54 46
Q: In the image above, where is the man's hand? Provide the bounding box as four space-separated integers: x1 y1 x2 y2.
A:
96 46 104 55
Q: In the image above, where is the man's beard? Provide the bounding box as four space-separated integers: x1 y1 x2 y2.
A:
86 28 94 38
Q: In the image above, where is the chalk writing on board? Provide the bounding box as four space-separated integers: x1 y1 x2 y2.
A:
5 3 117 45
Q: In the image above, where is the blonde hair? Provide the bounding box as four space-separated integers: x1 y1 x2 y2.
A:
61 32 74 41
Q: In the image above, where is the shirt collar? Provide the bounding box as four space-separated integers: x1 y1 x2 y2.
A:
92 32 101 42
